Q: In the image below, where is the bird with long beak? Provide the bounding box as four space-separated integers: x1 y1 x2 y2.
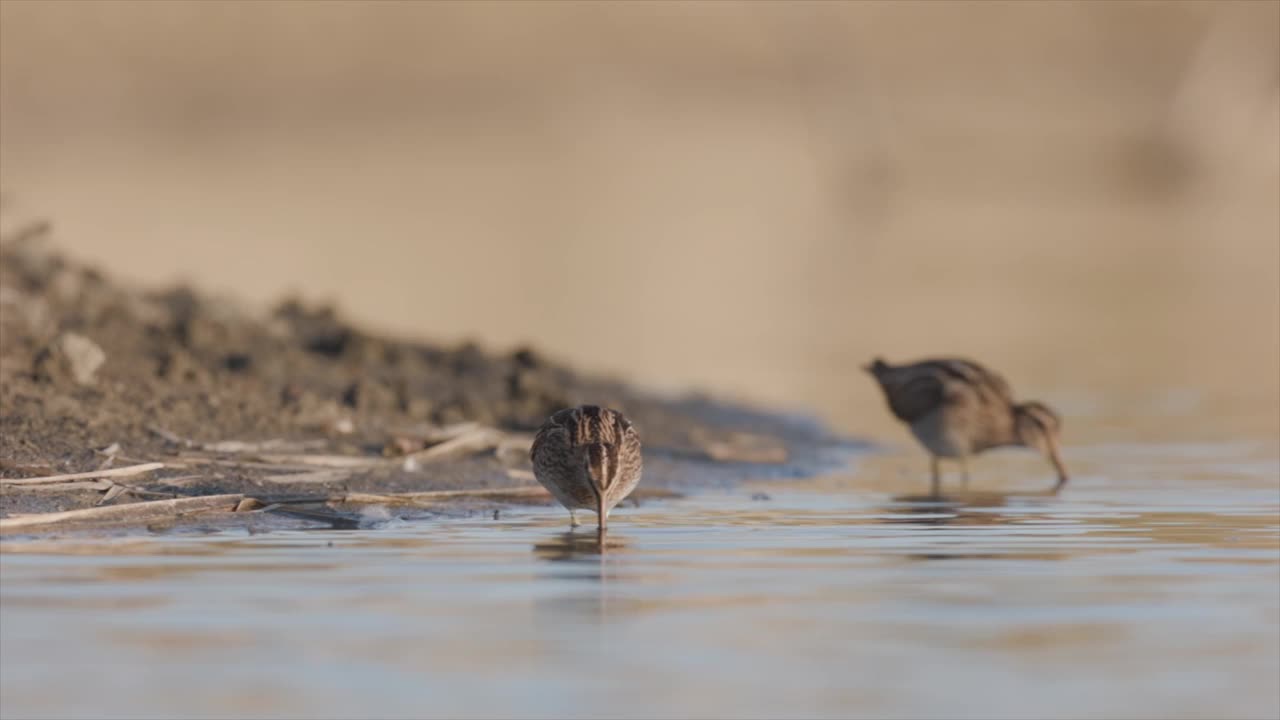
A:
530 405 643 531
865 357 1068 494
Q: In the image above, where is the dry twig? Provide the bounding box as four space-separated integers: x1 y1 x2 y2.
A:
0 462 165 486
0 494 243 532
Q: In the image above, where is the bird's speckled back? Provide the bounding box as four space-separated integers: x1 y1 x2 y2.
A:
530 405 643 517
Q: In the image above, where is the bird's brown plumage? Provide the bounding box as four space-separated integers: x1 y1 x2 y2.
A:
865 356 1067 492
530 405 643 529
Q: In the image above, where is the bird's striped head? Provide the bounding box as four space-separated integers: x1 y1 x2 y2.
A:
583 442 620 492
1015 401 1068 487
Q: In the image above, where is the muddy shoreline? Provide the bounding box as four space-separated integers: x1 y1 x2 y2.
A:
0 219 866 537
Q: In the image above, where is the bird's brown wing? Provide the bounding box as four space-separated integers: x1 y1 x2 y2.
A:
530 416 571 464
878 366 947 423
926 358 1015 405
617 421 643 481
874 358 1013 423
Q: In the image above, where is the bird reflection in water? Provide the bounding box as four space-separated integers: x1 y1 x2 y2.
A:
533 527 628 563
883 487 1068 562
531 529 631 624
889 486 1060 518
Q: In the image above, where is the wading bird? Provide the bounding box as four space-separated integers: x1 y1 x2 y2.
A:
531 405 643 530
865 357 1067 494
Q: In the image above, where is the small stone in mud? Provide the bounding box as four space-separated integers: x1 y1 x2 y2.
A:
223 352 252 372
306 330 350 358
34 331 106 385
340 382 360 408
341 379 397 413
384 435 422 456
274 299 353 358
279 383 303 406
155 349 206 383
512 347 540 369
751 492 772 501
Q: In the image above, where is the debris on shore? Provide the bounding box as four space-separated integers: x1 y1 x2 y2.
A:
0 217 858 535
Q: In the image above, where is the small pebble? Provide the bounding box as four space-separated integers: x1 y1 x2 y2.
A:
56 331 106 384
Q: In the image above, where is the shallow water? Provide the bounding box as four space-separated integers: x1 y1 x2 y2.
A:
3 442 1278 720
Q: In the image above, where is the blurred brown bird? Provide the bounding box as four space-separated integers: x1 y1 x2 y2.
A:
530 405 643 530
865 357 1068 494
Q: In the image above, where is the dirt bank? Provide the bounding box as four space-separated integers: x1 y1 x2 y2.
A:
0 218 860 535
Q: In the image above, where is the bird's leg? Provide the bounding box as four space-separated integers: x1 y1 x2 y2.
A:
960 455 971 489
569 510 580 528
597 494 608 533
930 456 941 497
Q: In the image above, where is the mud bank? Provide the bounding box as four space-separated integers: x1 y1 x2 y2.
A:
0 219 865 536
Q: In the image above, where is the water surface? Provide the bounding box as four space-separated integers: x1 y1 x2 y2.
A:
3 442 1277 720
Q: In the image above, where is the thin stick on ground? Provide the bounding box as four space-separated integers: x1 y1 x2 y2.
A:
224 487 556 509
1 479 113 492
256 469 363 485
0 494 243 532
338 487 552 506
147 426 327 454
0 483 680 533
330 486 680 506
402 428 505 464
249 454 386 469
216 486 680 509
0 462 165 486
177 457 333 472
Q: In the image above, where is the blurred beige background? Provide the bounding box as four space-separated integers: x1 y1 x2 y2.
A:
2 0 1277 440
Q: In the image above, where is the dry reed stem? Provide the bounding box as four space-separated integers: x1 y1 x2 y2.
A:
249 454 385 468
402 428 505 463
0 462 165 486
148 426 327 454
387 421 483 445
0 484 679 534
1 479 113 492
0 494 243 532
177 457 330 472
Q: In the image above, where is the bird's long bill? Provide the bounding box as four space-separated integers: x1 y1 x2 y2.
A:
584 443 610 530
1047 437 1069 491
